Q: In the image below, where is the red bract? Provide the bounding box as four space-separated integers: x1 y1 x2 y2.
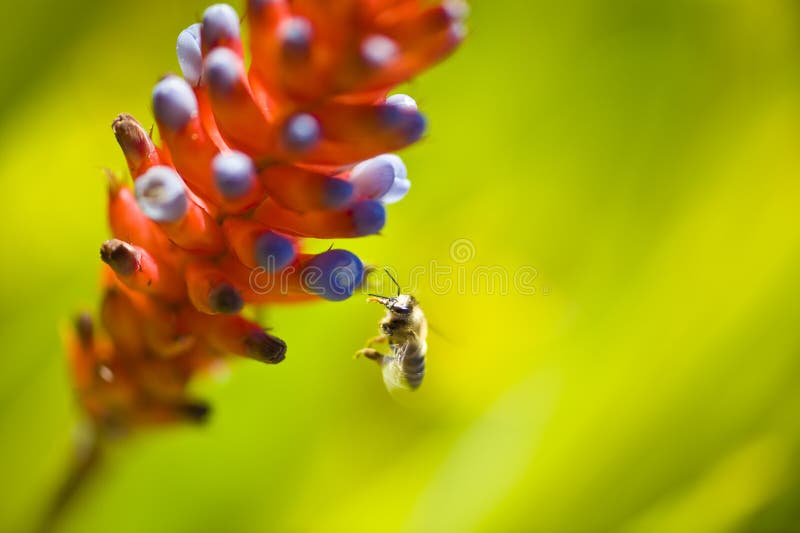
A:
67 0 466 434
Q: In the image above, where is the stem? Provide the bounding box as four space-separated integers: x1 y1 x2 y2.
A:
37 423 103 533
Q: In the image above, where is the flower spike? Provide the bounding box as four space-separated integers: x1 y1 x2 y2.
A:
65 0 466 437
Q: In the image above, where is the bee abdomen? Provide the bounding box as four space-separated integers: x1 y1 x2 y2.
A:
402 353 425 390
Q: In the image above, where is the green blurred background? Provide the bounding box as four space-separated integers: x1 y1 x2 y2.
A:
2 0 800 531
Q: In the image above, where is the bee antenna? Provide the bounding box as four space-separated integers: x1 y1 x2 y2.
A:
368 293 389 299
383 268 401 296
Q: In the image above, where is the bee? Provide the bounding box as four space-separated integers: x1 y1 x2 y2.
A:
356 269 428 392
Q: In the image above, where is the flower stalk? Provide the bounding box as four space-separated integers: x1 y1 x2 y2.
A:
60 0 465 495
52 1 465 526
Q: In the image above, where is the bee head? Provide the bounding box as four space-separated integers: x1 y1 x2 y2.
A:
366 268 415 314
390 293 416 315
367 293 415 315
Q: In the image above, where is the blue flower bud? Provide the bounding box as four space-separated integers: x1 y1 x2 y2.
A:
134 166 189 223
152 76 198 131
176 23 202 86
212 151 256 199
302 249 364 301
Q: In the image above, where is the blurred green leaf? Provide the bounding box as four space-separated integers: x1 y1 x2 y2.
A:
1 1 800 532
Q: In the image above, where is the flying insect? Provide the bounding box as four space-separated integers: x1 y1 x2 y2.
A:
356 269 428 392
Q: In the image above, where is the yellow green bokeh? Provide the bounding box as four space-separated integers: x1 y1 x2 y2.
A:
1 1 800 531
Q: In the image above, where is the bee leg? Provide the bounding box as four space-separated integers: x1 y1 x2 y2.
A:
354 348 384 363
366 334 388 348
354 335 388 360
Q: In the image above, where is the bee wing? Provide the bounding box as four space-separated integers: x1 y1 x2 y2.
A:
381 341 412 393
380 356 405 394
426 322 457 346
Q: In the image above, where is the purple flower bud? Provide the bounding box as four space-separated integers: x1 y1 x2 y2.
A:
349 154 409 204
204 47 242 94
352 199 386 235
176 23 202 86
302 249 364 301
152 76 198 131
278 16 312 58
212 151 256 199
134 166 189 223
379 104 426 143
254 231 296 272
381 176 411 204
282 113 320 151
202 4 240 48
385 93 417 111
443 0 470 21
361 34 399 67
322 178 354 209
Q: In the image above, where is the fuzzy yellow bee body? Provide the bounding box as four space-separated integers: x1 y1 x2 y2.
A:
357 272 428 392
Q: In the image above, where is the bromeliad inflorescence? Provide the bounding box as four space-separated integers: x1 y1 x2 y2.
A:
67 0 466 435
